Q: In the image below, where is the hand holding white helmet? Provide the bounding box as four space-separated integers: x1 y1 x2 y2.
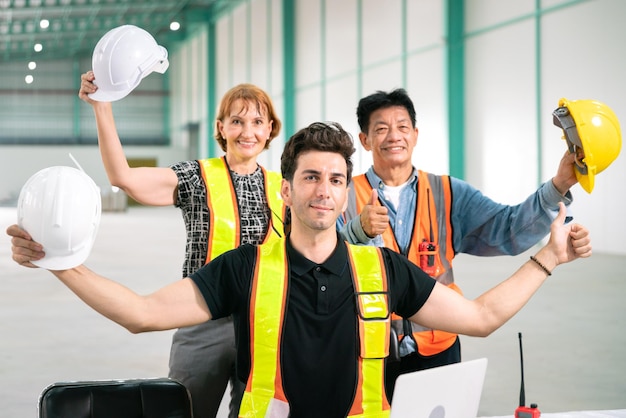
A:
90 24 169 102
17 166 101 270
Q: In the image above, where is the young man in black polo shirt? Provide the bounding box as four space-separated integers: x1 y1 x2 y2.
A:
7 121 592 418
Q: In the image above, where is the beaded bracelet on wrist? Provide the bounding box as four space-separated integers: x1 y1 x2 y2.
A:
529 255 552 276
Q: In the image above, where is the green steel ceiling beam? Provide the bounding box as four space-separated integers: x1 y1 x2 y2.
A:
446 0 465 180
0 0 238 62
207 17 217 158
282 0 295 139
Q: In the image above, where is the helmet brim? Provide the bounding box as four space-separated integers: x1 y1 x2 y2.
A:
32 243 94 270
88 87 132 102
576 172 594 194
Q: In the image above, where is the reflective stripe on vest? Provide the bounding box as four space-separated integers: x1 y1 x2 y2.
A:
352 171 459 356
346 244 391 417
239 240 290 418
199 157 284 263
239 241 391 418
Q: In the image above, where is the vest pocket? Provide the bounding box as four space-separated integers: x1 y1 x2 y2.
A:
355 292 390 359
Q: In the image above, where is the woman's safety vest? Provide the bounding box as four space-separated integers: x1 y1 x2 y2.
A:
238 240 392 418
199 157 284 263
351 170 459 357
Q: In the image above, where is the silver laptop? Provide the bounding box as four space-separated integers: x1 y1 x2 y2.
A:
390 357 488 418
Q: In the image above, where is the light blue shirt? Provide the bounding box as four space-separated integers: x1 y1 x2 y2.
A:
339 166 573 257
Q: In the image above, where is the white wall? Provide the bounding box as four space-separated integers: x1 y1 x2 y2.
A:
465 0 626 254
290 0 449 176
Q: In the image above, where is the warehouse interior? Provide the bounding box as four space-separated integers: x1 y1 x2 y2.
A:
1 0 625 417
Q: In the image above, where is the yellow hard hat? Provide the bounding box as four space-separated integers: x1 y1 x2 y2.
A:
552 98 622 193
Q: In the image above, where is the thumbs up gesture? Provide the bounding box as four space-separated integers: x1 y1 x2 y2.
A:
359 189 390 238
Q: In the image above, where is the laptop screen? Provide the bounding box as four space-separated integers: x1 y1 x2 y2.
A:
390 357 488 418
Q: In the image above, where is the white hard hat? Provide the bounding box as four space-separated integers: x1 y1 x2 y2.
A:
17 166 102 270
89 24 169 102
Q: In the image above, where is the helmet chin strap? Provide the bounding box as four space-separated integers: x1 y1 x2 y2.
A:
552 106 588 175
69 153 86 173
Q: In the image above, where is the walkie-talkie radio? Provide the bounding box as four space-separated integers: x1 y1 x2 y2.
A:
418 239 436 275
514 332 541 418
418 190 437 276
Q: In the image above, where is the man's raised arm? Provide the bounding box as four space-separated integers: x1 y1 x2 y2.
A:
410 202 591 337
7 224 211 333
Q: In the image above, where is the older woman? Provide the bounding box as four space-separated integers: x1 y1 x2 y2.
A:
79 76 284 418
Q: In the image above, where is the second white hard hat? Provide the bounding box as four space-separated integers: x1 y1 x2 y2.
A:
90 24 169 102
17 166 102 270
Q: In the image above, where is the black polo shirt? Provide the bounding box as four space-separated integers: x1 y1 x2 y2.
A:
191 235 435 418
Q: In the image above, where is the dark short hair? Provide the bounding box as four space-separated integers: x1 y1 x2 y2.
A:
281 122 355 184
356 88 417 133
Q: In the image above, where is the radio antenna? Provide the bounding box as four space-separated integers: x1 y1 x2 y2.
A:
518 332 526 408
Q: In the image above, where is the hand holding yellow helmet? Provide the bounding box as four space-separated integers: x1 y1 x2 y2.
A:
552 98 622 193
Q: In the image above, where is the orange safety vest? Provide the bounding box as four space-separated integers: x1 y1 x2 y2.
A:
238 240 391 418
351 171 460 357
199 157 284 263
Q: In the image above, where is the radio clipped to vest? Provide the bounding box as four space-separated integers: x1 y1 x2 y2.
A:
418 188 439 277
418 239 437 276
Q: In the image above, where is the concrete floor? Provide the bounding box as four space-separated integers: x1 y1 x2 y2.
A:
1 206 625 417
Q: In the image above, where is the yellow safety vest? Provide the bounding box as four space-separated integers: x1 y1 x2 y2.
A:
239 240 391 418
199 157 284 263
351 171 460 357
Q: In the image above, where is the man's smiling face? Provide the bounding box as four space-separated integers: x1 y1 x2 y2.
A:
281 150 349 233
360 105 418 170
